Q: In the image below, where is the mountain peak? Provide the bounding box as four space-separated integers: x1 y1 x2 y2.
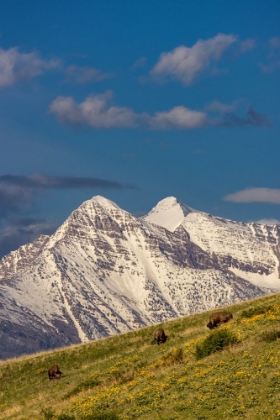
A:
78 195 121 213
90 195 118 208
142 196 195 231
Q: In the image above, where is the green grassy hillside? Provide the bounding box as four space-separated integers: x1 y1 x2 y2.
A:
1 292 280 420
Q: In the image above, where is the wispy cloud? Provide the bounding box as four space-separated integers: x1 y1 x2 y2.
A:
150 33 237 85
0 46 60 90
223 108 271 127
0 218 57 258
259 60 280 74
239 38 256 53
65 65 113 84
269 36 280 50
0 173 136 190
259 36 280 73
0 173 135 219
223 188 280 204
131 57 147 70
0 174 136 258
207 99 241 113
207 100 271 127
259 61 280 74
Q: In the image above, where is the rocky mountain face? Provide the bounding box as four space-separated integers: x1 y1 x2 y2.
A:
0 195 279 359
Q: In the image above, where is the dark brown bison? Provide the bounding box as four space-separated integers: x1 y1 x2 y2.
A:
154 328 168 345
48 364 62 380
207 311 233 330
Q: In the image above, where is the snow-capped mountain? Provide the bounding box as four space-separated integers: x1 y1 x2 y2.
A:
142 196 195 231
0 195 279 359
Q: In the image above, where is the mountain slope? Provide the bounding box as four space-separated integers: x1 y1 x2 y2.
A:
0 195 279 359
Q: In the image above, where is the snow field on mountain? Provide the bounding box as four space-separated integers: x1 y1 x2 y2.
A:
0 194 278 358
181 212 279 288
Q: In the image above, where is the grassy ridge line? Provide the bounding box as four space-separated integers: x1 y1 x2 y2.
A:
0 292 280 419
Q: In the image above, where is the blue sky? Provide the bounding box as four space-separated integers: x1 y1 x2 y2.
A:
0 0 279 257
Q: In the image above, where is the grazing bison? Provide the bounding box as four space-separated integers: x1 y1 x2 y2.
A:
207 311 233 330
154 328 168 345
48 364 62 380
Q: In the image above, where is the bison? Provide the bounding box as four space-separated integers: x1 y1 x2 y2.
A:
48 364 62 380
154 328 168 345
207 311 233 330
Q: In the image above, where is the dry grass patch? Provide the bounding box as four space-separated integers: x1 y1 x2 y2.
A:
1 405 23 418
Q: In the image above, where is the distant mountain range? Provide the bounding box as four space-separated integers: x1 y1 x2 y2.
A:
0 195 279 359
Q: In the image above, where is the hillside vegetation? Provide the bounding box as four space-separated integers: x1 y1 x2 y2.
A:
1 292 280 419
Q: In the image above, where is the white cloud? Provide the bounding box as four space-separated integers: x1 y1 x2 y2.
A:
65 65 113 84
50 91 271 131
49 91 139 128
0 46 60 90
149 106 207 129
151 33 237 85
49 91 207 130
223 188 280 204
